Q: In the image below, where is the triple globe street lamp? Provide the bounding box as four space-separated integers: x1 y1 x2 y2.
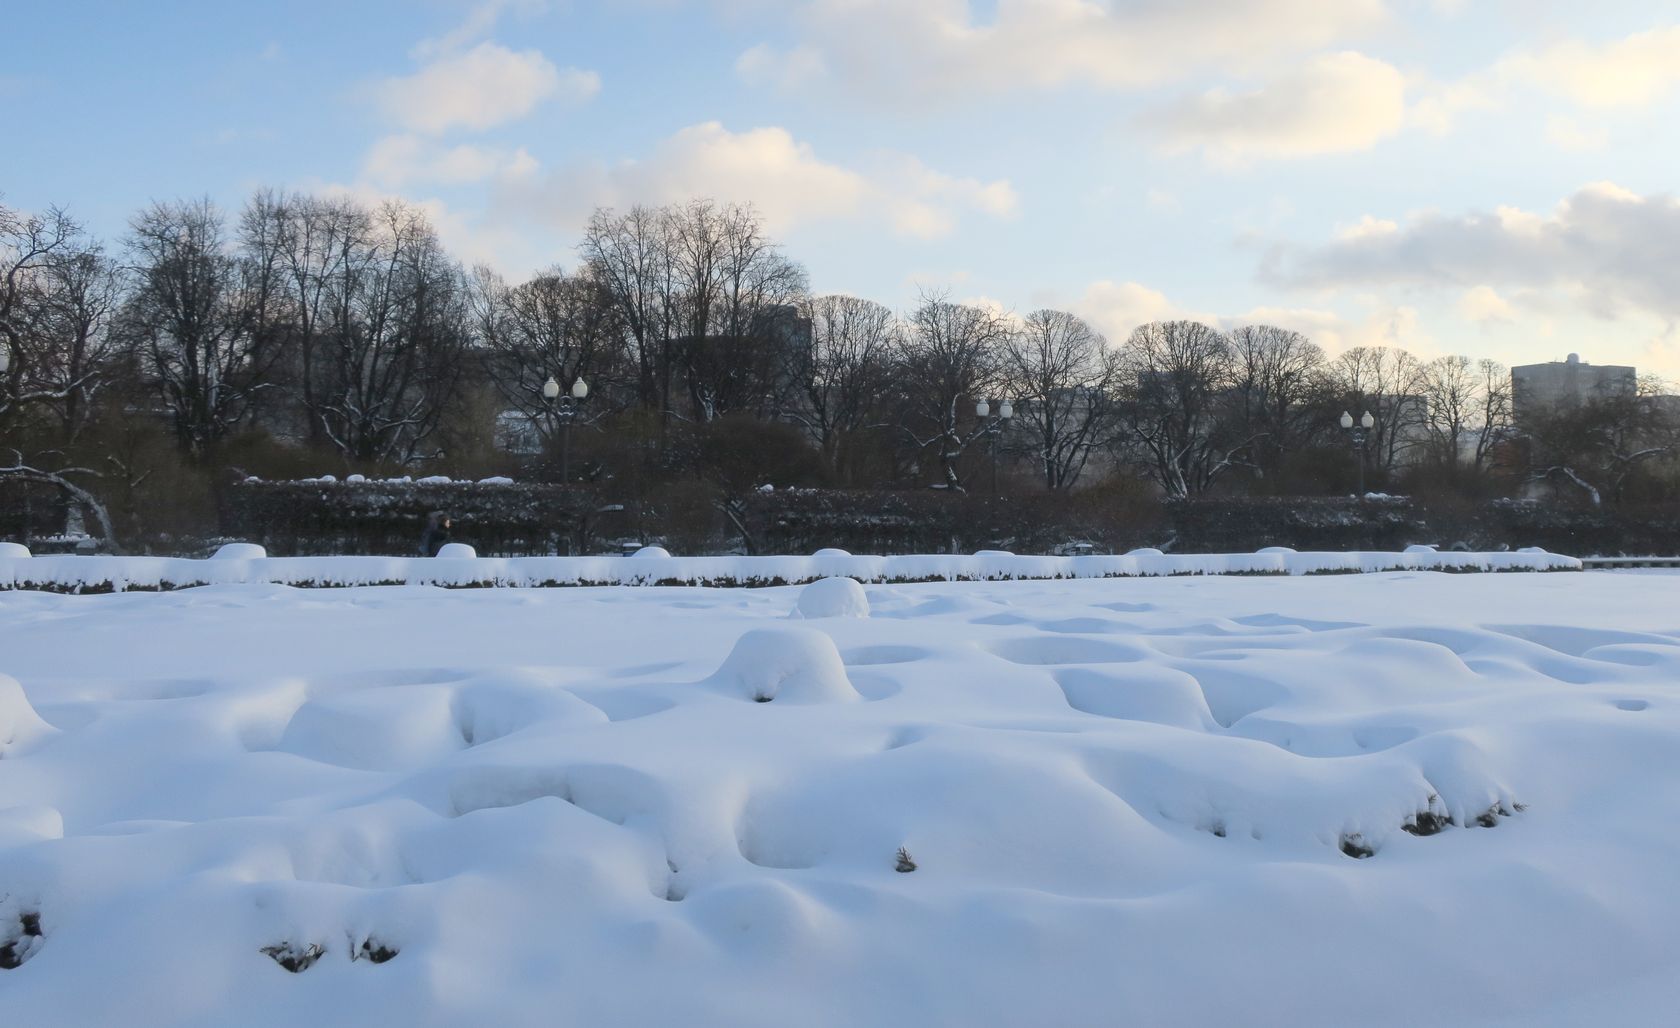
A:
543 374 589 484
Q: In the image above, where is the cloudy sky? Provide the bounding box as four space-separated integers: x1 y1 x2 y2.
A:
8 0 1680 374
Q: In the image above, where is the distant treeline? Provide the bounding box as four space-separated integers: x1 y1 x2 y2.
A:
3 191 1677 555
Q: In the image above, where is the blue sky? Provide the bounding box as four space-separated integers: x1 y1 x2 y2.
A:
6 0 1680 375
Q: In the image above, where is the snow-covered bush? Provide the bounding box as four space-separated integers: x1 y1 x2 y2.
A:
210 542 265 560
708 627 860 704
790 577 870 619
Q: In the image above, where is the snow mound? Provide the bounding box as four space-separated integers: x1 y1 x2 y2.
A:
452 672 609 746
1127 547 1164 556
708 627 860 703
0 675 53 755
1405 544 1438 554
210 542 266 560
0 542 30 559
277 685 465 771
790 577 870 619
1257 546 1296 555
813 548 851 558
629 545 672 559
0 805 62 849
434 542 477 560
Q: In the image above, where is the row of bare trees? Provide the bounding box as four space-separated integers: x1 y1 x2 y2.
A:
5 188 1678 548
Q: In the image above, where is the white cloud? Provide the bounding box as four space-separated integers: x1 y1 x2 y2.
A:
1544 114 1609 152
1336 214 1400 241
1075 281 1215 343
361 135 539 189
412 0 549 61
1071 281 1433 356
1262 183 1680 322
494 121 1017 242
377 42 597 135
1497 26 1680 109
1140 52 1407 163
1223 304 1434 355
1407 25 1680 137
1458 285 1515 325
738 0 1388 98
1406 77 1499 135
735 43 826 89
1146 189 1179 213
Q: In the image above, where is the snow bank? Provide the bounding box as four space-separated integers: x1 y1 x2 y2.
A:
0 542 30 559
0 547 1581 592
789 577 870 619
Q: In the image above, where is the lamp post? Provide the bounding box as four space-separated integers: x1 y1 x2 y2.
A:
1340 409 1375 496
976 398 1013 494
543 374 589 483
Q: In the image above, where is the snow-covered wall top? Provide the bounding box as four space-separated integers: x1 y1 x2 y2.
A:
0 547 1580 591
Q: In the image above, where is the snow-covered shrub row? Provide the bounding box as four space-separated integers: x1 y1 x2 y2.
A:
0 548 1579 591
220 479 626 557
217 482 1680 561
241 475 519 485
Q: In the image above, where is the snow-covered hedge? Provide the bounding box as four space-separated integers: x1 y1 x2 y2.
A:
211 481 1680 559
0 548 1579 592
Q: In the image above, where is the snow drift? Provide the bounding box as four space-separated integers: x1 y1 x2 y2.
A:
0 570 1675 1025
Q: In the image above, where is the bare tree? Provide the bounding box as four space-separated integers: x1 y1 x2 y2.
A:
313 200 469 464
1113 320 1245 498
1327 345 1426 476
121 198 275 459
1225 324 1326 482
1520 376 1678 506
666 200 808 421
580 205 675 413
1002 309 1115 490
0 450 122 552
474 264 625 446
258 191 369 441
1 200 81 426
1417 355 1511 480
894 295 1011 490
786 294 899 477
15 243 124 444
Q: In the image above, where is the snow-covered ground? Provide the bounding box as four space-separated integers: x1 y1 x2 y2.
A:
1 571 1677 1026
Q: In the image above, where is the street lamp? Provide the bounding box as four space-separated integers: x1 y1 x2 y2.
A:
976 398 1013 494
1340 409 1375 496
543 374 589 483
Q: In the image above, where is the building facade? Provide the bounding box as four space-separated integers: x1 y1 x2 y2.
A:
1511 353 1636 422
